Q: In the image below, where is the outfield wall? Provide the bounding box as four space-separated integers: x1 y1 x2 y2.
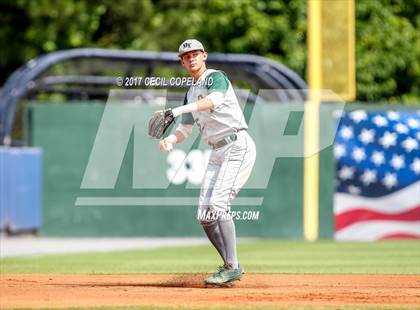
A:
26 102 336 238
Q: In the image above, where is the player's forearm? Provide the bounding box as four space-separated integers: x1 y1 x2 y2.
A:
164 131 184 145
173 130 187 144
165 124 193 145
172 98 214 117
196 98 215 111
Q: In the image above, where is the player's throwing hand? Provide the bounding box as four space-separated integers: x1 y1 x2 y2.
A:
159 138 173 152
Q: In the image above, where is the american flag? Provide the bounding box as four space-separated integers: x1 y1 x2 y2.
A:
334 109 420 241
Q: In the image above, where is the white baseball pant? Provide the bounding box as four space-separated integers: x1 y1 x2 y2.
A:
198 130 256 215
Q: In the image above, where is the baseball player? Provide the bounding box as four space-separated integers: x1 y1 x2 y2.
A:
159 39 256 285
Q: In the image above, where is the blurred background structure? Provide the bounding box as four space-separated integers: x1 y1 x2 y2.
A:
0 0 418 242
0 0 418 102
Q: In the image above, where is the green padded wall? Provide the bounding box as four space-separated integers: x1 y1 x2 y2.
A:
27 103 335 238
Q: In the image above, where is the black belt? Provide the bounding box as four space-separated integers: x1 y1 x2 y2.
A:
210 129 245 149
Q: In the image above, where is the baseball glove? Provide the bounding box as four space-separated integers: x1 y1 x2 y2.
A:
148 109 175 139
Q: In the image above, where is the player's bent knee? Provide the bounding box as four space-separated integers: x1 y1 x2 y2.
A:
199 219 217 228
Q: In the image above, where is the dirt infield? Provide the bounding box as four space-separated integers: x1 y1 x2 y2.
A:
1 274 419 309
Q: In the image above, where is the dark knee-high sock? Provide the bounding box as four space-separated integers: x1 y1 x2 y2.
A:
201 221 226 264
217 218 238 269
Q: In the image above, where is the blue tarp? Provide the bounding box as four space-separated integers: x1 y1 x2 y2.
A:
0 147 42 232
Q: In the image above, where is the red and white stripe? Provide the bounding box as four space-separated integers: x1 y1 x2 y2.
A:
334 181 420 241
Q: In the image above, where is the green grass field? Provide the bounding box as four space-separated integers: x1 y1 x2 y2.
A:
1 240 419 274
4 307 417 310
1 240 419 310
2 307 417 310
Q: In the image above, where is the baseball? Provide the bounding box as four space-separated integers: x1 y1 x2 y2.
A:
164 140 173 151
